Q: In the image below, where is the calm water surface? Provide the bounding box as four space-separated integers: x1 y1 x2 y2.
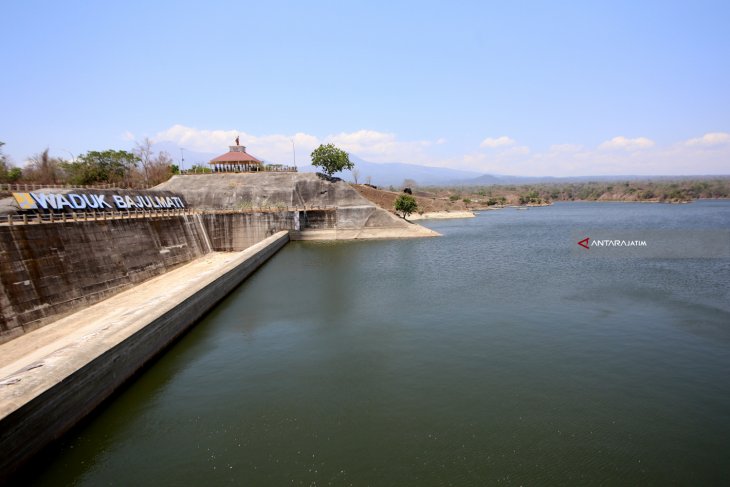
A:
17 201 730 486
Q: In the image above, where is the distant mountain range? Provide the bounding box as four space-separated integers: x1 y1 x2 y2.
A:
151 142 217 169
150 142 727 188
335 156 483 187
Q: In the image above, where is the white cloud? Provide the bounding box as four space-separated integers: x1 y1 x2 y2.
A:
480 136 515 148
327 130 398 155
503 145 530 156
685 132 730 147
155 125 239 152
325 129 438 164
152 124 730 177
121 131 136 141
154 125 319 163
155 125 443 165
549 143 582 153
458 132 729 176
599 136 655 151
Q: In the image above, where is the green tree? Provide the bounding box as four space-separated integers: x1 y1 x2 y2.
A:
394 194 418 220
190 164 212 173
0 143 22 183
0 141 9 182
7 167 22 182
310 143 353 177
64 150 140 185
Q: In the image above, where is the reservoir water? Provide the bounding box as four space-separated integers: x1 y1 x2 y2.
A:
16 201 730 485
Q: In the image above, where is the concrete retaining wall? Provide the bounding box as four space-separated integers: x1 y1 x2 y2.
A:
199 210 337 250
0 216 210 343
0 171 438 343
0 232 290 481
0 209 337 343
200 212 293 251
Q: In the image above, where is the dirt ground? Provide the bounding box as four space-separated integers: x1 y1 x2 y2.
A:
353 184 474 214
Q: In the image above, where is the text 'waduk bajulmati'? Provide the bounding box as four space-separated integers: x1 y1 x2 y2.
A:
12 192 186 211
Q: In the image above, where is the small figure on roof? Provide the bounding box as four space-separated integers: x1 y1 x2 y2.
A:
235 136 240 146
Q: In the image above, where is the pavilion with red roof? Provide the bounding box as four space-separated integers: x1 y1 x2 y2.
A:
209 142 263 173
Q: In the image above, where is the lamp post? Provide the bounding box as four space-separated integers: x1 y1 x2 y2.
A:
290 139 296 169
180 148 185 173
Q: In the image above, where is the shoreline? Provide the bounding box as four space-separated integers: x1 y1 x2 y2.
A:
407 211 475 220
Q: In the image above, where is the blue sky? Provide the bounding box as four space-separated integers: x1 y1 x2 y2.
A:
2 0 729 176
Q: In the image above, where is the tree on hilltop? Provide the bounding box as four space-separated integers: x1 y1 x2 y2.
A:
63 150 140 186
0 141 22 183
134 137 154 184
394 194 418 221
25 148 63 184
133 138 175 185
310 143 353 177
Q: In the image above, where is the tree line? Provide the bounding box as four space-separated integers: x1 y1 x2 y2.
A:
512 179 730 203
0 138 177 187
426 178 730 205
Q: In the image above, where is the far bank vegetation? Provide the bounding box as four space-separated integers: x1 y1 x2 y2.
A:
354 177 730 214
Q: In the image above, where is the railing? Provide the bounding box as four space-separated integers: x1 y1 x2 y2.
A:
201 206 335 213
1 206 336 226
3 208 192 225
0 183 152 192
265 165 298 172
206 165 299 174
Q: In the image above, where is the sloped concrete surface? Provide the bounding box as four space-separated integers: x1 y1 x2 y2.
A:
155 173 368 209
0 232 289 480
157 173 439 238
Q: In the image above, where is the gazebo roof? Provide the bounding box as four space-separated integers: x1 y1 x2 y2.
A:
210 146 262 165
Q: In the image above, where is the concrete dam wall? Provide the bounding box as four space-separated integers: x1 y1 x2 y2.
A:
156 173 434 236
0 174 435 344
198 209 335 251
0 232 291 481
0 215 210 343
0 210 337 343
